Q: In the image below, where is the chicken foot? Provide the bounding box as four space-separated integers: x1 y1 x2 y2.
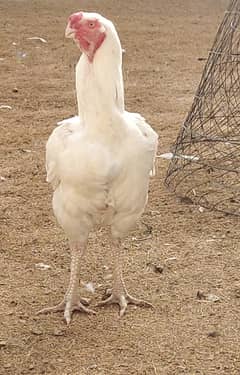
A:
37 241 96 324
98 239 153 316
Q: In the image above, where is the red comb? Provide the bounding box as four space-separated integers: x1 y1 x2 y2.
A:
68 12 83 27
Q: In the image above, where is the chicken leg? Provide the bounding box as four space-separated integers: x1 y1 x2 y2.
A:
37 241 96 324
98 239 153 316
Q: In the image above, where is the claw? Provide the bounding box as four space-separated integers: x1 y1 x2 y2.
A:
37 297 96 324
64 301 96 324
97 291 153 317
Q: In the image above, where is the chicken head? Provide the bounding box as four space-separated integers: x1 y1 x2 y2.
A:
65 12 106 62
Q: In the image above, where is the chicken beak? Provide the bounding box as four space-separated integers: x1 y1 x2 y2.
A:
65 22 75 38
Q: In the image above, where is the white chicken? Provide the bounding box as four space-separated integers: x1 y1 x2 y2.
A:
38 11 158 324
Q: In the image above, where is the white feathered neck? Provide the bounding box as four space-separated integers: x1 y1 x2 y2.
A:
75 17 125 127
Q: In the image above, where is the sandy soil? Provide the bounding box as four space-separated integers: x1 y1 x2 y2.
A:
1 0 240 374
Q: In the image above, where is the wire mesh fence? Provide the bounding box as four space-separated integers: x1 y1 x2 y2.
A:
165 0 240 216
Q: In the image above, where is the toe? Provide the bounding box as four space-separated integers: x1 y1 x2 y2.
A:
97 294 114 307
64 310 72 325
97 291 153 316
64 302 96 324
76 303 97 315
126 294 154 308
37 300 65 315
119 295 127 317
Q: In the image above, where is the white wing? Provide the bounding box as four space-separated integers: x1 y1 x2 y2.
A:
46 116 82 189
124 111 158 176
57 115 80 127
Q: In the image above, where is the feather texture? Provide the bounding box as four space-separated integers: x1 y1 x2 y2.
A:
46 12 158 241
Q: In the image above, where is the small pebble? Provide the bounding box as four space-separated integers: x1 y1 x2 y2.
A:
4 364 11 369
207 331 220 338
30 328 43 336
52 328 65 336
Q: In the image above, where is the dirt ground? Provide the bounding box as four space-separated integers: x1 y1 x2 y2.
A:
1 0 240 374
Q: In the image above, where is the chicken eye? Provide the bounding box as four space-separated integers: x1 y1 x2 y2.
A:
88 21 95 28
